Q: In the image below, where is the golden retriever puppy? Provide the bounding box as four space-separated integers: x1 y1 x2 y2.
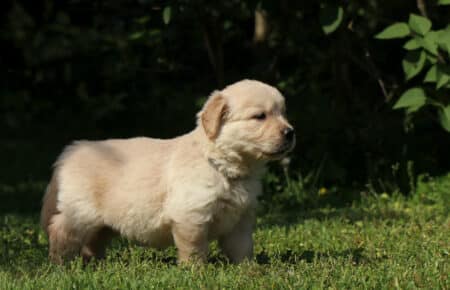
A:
40 79 295 264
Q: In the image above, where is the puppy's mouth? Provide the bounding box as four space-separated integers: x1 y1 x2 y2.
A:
262 141 295 159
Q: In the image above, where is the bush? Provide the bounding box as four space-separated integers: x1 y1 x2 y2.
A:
1 0 450 190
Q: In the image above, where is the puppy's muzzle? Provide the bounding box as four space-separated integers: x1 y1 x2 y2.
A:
268 127 295 157
282 127 295 144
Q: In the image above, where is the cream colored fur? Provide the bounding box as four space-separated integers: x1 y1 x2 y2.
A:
41 79 295 264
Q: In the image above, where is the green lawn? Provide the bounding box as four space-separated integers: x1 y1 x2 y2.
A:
0 174 449 289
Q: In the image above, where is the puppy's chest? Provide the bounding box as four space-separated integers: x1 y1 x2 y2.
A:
210 178 260 236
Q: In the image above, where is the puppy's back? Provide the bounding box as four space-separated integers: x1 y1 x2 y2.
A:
55 140 133 210
42 137 176 230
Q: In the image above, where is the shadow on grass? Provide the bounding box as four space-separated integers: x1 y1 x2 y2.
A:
208 247 371 266
254 247 370 265
0 229 373 271
259 205 409 229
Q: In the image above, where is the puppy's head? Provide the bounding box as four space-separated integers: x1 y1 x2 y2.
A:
198 79 295 161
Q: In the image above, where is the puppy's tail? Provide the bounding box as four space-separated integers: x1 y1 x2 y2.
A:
40 171 59 236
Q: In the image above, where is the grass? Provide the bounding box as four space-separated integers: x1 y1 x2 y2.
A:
0 174 449 289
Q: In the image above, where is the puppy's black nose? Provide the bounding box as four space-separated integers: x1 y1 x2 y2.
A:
283 127 295 141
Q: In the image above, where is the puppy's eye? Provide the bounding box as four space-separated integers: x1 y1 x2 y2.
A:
252 113 266 120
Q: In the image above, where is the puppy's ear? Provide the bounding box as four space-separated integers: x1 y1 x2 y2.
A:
199 92 227 140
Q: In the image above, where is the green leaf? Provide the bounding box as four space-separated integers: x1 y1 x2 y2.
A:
406 104 423 114
438 0 450 5
320 5 344 35
129 31 144 40
425 64 450 88
424 65 437 83
408 14 432 36
393 87 426 110
163 6 171 25
402 50 426 80
421 33 438 55
436 29 450 53
403 38 421 50
404 33 438 54
438 106 450 132
426 54 438 64
434 65 450 89
437 72 450 89
135 16 150 24
376 23 410 39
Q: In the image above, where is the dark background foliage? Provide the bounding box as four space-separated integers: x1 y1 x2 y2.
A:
1 0 449 202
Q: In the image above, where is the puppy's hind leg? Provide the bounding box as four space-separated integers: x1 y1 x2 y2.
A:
47 213 83 264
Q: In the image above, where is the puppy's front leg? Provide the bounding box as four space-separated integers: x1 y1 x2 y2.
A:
172 223 208 263
219 212 255 263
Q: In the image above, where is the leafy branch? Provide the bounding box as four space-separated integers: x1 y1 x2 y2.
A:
375 8 450 132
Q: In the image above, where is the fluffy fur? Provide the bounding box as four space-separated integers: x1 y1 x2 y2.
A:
41 79 295 264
